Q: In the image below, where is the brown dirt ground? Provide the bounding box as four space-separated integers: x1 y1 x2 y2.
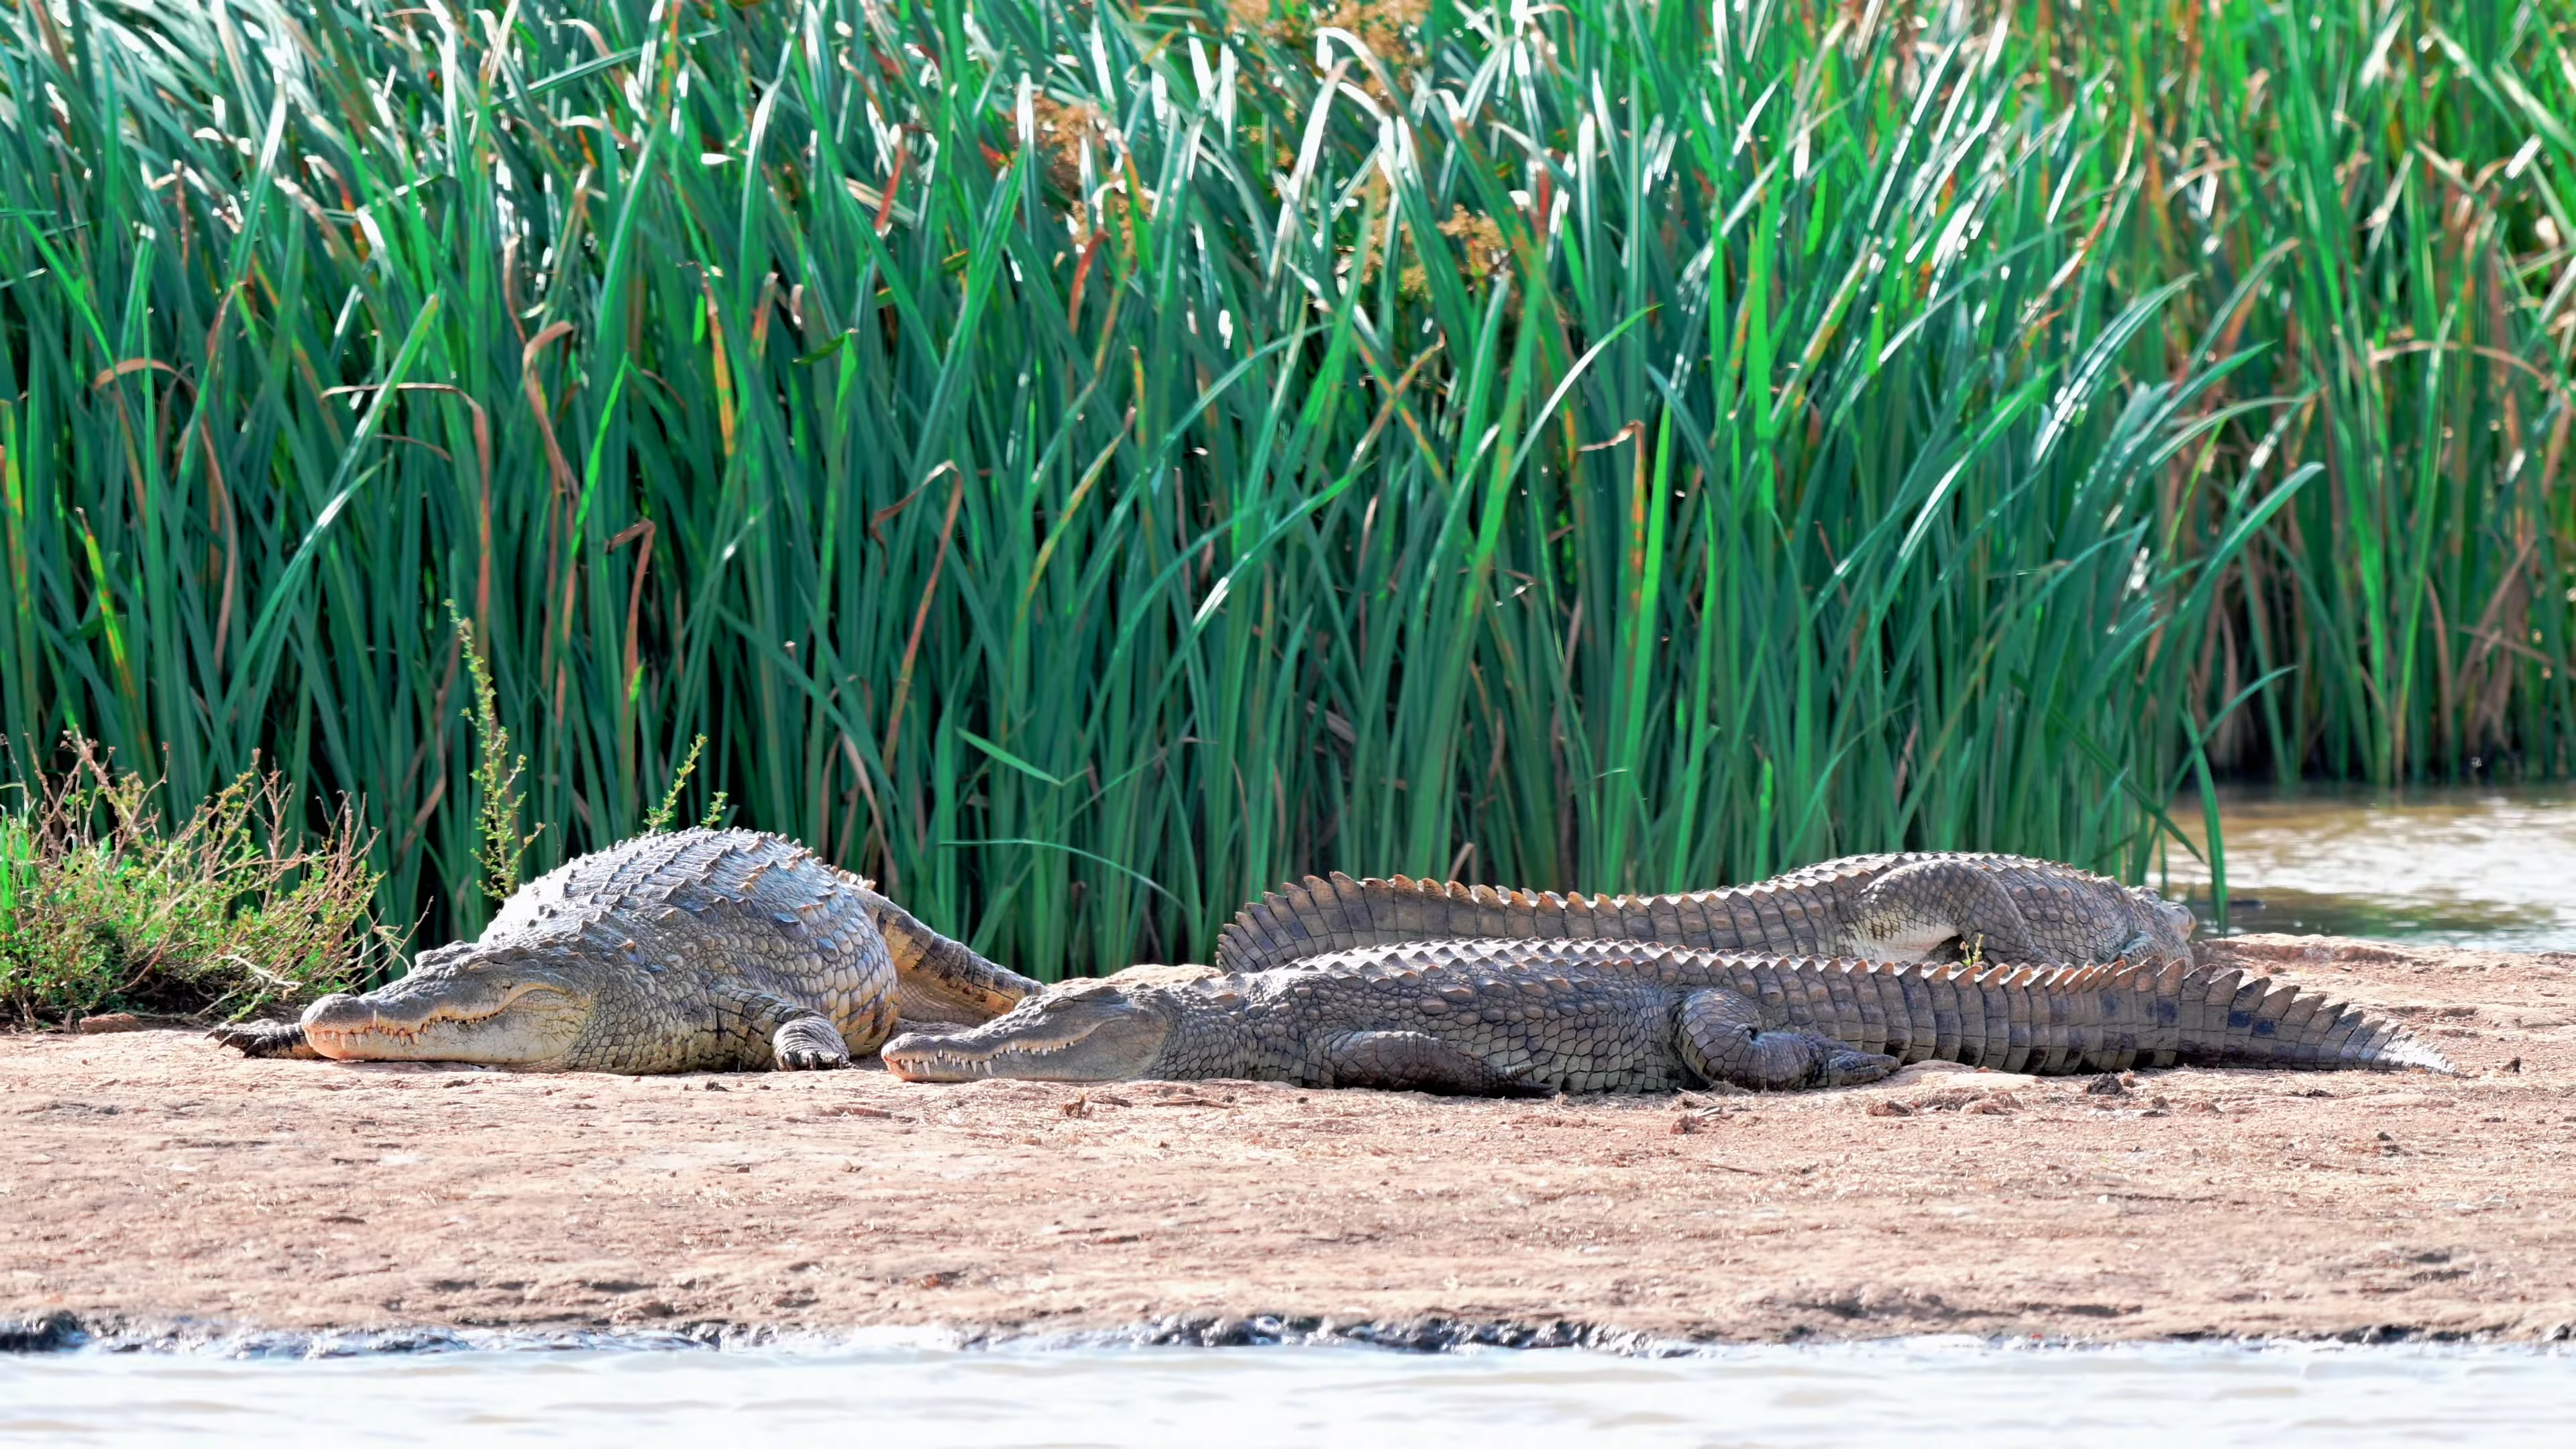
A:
4 935 2573 1346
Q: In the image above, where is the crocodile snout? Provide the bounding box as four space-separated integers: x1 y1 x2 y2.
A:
883 982 1171 1083
299 975 586 1065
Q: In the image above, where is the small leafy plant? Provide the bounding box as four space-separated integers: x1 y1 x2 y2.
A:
449 603 542 902
645 733 722 833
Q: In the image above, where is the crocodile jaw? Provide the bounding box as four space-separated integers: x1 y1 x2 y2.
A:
881 983 1169 1083
300 979 586 1067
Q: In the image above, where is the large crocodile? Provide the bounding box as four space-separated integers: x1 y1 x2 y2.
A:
881 939 2449 1095
1216 853 2198 972
211 828 1038 1072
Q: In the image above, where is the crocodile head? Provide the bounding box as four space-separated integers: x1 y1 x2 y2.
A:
881 969 1199 1083
299 943 598 1068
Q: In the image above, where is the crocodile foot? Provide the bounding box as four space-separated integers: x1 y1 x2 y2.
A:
1677 988 1897 1089
771 1016 851 1071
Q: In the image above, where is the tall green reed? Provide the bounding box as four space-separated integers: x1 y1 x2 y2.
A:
2 0 2566 979
2065 0 2576 785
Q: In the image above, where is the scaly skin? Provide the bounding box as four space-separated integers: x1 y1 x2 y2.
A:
882 940 2450 1095
210 829 1038 1073
1216 853 2198 973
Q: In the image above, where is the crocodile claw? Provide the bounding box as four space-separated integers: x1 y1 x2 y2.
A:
209 1020 321 1060
775 1045 849 1071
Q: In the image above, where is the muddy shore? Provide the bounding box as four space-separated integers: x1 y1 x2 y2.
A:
5 935 2572 1348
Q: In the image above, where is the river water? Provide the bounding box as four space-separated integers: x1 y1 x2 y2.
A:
2161 783 2576 951
3 1338 2572 1446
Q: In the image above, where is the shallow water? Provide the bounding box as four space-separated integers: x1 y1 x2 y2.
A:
2161 784 2576 951
3 1340 2571 1447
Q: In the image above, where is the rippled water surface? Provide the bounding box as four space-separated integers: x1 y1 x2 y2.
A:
3 1340 2572 1446
2162 784 2576 951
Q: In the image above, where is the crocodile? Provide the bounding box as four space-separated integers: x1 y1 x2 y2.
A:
210 828 1039 1072
881 938 2449 1095
1216 853 2198 973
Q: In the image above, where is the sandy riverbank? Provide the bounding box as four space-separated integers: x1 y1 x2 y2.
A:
4 935 2572 1348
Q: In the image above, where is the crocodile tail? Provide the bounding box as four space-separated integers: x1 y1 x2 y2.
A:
866 892 1042 1025
1214 872 1786 970
2167 961 2453 1073
1217 873 1432 970
1813 958 2450 1076
1216 873 1625 971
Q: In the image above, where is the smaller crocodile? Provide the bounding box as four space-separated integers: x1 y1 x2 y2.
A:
211 828 1037 1072
1216 854 2196 973
881 939 2449 1095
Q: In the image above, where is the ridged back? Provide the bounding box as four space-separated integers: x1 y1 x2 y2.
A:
1222 853 2178 970
1213 864 1870 970
486 827 859 938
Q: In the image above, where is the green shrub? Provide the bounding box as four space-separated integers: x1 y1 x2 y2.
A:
0 739 395 1028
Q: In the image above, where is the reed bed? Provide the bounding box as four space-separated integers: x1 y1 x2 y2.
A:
2 0 2568 978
